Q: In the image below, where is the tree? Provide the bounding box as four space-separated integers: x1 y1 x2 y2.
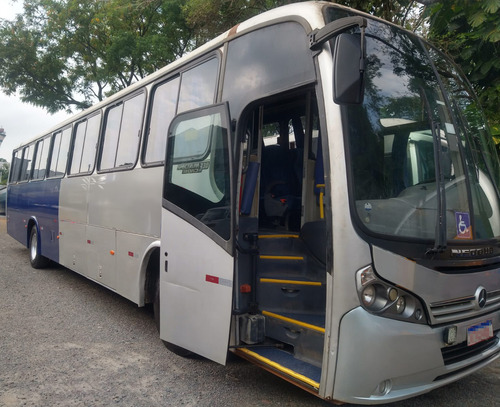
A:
0 0 195 113
425 0 500 136
0 158 9 185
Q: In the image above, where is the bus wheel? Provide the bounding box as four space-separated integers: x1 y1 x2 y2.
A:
29 226 49 269
153 277 161 333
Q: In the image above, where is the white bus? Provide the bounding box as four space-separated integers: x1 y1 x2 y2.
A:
7 2 500 404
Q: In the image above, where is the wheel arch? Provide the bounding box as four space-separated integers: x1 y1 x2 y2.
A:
138 240 161 307
26 217 40 248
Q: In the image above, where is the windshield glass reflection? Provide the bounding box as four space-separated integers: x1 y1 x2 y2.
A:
334 18 500 242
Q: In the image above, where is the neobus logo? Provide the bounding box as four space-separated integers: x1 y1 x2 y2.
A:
450 247 494 257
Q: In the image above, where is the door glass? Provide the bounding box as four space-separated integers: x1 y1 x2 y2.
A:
164 105 231 240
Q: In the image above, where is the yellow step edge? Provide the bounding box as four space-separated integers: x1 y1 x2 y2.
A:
258 234 299 239
259 255 304 261
236 348 320 390
262 310 325 334
260 278 322 287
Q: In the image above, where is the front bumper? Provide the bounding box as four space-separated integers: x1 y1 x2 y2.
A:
332 307 500 404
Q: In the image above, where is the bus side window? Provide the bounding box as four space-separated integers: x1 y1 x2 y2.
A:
177 57 219 114
48 127 71 178
144 77 180 165
9 150 22 183
19 144 35 182
32 137 50 180
70 112 101 175
80 113 101 174
100 92 145 171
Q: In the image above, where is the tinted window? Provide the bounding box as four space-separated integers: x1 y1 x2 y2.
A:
100 93 145 171
116 94 145 167
144 77 180 164
177 58 219 113
222 23 315 119
9 150 22 183
164 105 231 240
70 113 101 175
20 144 35 181
49 127 71 178
101 104 122 170
70 120 87 174
33 137 50 180
80 113 101 173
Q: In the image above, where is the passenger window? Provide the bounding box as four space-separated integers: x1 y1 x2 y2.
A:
20 144 35 181
70 120 87 174
48 127 71 178
80 113 101 173
115 94 145 167
9 150 22 183
70 113 101 175
177 58 219 114
144 77 180 164
164 104 231 240
33 137 50 180
100 93 145 171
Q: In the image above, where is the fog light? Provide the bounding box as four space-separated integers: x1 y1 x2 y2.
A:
444 326 457 345
387 287 398 302
362 285 376 307
395 296 406 314
375 379 392 396
414 308 423 321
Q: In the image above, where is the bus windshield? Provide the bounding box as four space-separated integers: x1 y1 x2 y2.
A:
334 16 500 244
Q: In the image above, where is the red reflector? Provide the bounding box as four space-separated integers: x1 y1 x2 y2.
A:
206 275 219 284
128 251 134 257
240 284 252 293
87 240 91 244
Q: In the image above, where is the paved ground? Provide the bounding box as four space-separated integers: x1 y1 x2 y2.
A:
0 216 499 406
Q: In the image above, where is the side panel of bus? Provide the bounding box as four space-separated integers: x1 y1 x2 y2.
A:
7 178 60 262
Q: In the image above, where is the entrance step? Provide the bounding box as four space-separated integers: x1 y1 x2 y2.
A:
257 278 325 314
263 310 325 368
235 347 321 392
256 233 326 314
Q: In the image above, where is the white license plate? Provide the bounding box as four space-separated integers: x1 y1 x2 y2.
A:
467 320 493 346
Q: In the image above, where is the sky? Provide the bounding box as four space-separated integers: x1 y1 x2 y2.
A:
0 1 71 161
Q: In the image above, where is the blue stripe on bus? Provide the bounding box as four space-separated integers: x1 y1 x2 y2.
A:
7 179 61 262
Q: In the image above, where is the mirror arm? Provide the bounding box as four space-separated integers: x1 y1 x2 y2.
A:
309 16 367 51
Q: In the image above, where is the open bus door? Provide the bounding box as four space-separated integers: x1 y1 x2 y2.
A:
160 104 234 365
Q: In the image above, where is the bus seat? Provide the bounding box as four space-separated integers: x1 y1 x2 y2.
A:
261 144 292 217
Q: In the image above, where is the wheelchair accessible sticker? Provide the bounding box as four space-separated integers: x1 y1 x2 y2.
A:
455 212 472 239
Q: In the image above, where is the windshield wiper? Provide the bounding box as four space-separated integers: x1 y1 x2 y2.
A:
430 120 447 254
419 87 447 254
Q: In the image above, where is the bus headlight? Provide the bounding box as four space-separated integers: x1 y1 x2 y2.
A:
356 265 428 324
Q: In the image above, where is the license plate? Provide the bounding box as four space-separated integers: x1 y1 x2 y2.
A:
467 320 493 346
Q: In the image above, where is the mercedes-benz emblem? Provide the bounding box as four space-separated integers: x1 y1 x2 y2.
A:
475 286 487 309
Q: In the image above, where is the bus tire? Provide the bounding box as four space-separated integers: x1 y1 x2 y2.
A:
153 277 161 333
29 226 50 269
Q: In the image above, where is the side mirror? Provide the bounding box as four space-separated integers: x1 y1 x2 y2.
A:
333 33 365 104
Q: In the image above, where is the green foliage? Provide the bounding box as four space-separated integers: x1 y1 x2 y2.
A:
0 158 9 185
0 0 195 113
426 0 500 136
0 0 498 142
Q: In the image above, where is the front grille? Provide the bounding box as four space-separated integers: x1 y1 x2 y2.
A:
429 289 500 324
441 333 499 365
